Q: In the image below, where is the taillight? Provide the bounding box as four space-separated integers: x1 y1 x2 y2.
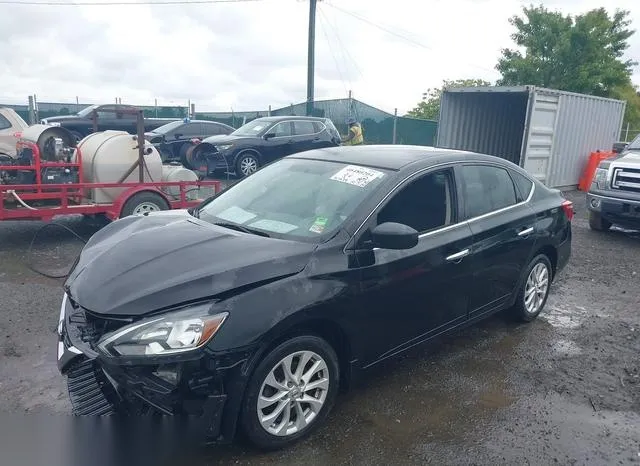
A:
561 200 574 221
13 132 22 138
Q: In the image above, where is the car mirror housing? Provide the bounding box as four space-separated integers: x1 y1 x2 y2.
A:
371 222 419 250
264 133 276 140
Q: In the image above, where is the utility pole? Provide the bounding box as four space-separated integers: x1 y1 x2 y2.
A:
306 0 318 116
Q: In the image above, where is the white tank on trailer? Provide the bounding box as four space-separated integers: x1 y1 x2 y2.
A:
160 163 200 201
75 130 163 204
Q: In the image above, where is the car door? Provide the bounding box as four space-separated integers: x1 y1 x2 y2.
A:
291 120 318 153
456 163 537 318
114 105 139 133
349 166 475 366
262 121 295 163
93 105 119 131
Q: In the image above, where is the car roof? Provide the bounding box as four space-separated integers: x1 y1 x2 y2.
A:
253 116 327 123
290 145 509 171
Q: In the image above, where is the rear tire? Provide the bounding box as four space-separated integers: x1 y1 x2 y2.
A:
512 254 553 322
239 335 339 450
120 191 169 218
589 211 612 231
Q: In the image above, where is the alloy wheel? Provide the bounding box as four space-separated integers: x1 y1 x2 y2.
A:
524 262 549 315
240 156 258 176
256 350 330 437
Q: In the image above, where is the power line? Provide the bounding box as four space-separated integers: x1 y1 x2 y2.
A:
318 10 349 95
319 4 365 82
0 0 258 5
324 1 495 74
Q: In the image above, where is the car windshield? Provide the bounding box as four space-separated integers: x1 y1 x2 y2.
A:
151 120 184 134
628 134 640 150
76 105 100 117
231 119 272 137
196 158 389 242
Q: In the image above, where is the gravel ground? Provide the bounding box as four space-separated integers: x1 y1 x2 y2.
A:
0 190 639 465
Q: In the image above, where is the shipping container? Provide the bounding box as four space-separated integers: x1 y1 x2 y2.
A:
436 86 626 188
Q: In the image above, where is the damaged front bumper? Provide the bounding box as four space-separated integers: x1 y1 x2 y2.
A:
56 293 232 440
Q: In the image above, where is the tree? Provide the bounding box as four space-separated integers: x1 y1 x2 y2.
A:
613 82 640 140
406 79 491 120
496 5 637 98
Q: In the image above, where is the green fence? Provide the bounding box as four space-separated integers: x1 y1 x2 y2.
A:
2 98 438 146
199 98 438 146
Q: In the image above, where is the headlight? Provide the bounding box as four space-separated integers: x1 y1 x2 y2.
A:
97 304 228 357
592 168 608 190
215 144 233 151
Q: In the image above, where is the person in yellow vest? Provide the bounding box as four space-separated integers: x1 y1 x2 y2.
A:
341 118 364 145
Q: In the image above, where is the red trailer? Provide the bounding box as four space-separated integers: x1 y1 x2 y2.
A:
0 109 222 222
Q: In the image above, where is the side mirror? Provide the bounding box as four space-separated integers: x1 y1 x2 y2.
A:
264 133 276 140
370 222 419 250
174 133 183 139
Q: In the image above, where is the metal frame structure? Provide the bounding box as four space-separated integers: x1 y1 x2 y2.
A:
0 108 221 222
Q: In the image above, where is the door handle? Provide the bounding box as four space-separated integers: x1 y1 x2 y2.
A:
446 249 470 262
518 227 534 237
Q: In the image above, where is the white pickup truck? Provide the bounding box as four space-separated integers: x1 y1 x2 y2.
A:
0 107 29 160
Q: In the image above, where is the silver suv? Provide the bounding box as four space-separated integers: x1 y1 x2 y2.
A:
587 134 640 231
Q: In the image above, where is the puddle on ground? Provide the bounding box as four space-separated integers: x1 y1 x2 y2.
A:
551 339 583 356
541 304 588 329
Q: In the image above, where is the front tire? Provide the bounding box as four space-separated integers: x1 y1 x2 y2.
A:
235 151 260 178
513 254 552 322
589 211 612 231
240 335 339 450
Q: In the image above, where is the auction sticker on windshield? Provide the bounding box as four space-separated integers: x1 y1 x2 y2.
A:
248 219 298 234
330 165 384 188
217 206 257 224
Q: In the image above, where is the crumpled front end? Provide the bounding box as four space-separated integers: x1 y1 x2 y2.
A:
56 293 239 442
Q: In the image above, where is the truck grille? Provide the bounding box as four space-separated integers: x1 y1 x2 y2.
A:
612 167 640 193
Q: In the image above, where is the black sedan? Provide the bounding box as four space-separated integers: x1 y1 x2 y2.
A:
188 115 341 178
56 146 572 449
145 119 234 164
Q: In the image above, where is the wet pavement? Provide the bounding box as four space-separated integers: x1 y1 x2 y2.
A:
0 190 639 465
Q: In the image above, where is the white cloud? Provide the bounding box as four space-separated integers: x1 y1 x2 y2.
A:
0 0 638 114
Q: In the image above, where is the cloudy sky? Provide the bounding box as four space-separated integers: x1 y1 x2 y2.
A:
0 0 638 115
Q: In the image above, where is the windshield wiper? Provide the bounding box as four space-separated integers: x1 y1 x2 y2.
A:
212 222 270 237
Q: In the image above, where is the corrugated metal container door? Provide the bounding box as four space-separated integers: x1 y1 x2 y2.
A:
520 91 560 185
545 92 626 188
437 89 529 164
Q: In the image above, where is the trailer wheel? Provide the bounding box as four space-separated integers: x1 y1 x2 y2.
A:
120 191 169 218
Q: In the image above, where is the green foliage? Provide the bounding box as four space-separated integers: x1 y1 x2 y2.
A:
406 79 491 120
496 4 637 97
612 83 640 140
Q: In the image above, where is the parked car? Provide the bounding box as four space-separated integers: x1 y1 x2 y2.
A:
587 133 640 231
145 119 234 164
0 107 29 159
189 116 341 178
56 145 572 449
41 104 180 140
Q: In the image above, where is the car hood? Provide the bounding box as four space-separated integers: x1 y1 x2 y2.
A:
44 115 80 122
201 134 256 145
65 210 315 317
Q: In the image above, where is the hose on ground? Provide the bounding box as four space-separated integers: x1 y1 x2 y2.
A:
26 222 87 279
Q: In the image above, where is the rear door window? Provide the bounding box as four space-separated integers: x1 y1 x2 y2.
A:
293 121 317 136
459 165 518 219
